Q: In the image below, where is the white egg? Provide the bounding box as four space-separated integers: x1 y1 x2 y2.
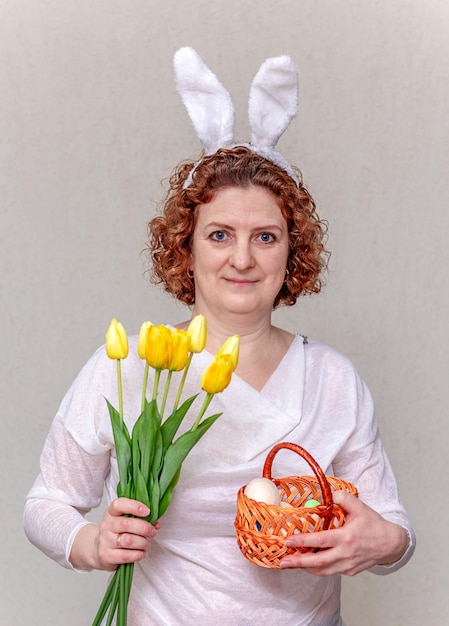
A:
244 478 281 505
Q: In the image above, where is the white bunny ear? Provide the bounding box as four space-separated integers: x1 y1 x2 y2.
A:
248 55 299 150
174 47 235 153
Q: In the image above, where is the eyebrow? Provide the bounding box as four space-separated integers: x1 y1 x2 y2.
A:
203 221 284 232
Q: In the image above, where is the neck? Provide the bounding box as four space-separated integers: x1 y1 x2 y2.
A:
190 306 273 352
184 308 294 390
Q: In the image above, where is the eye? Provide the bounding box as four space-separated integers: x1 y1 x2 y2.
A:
210 230 228 241
258 232 275 243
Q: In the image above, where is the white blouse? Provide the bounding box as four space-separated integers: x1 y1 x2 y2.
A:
24 335 415 625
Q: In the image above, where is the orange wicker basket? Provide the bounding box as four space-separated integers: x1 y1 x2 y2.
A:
235 441 358 568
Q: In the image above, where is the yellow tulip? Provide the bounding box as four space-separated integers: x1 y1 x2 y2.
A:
137 321 153 359
167 329 190 371
201 354 234 394
216 335 240 372
105 319 129 360
187 314 207 353
144 324 172 370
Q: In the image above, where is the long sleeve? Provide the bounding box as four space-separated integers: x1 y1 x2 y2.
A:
24 413 109 568
301 341 416 574
23 340 145 569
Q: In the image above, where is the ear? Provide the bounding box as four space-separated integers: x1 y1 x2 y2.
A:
174 47 235 153
248 55 299 150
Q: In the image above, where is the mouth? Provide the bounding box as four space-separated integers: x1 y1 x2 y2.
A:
224 277 258 286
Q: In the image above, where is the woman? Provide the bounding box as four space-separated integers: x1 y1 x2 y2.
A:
24 49 415 625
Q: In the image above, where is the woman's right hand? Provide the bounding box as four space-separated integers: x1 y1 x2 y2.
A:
69 497 159 572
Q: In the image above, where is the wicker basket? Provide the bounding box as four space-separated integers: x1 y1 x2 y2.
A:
234 441 358 568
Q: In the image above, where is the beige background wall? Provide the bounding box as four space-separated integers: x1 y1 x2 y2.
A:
2 1 448 624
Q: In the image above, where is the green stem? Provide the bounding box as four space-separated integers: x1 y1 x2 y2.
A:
191 393 214 431
118 563 132 625
91 569 118 626
160 370 172 418
152 369 161 401
173 353 193 410
105 573 120 626
117 359 124 419
141 363 149 412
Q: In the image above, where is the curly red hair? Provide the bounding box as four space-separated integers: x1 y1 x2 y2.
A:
147 146 329 308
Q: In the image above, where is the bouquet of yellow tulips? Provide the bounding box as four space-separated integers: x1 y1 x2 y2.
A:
92 315 239 626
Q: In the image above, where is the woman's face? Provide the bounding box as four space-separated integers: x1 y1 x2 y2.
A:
190 186 289 320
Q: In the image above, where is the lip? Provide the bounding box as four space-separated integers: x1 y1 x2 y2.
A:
224 277 258 286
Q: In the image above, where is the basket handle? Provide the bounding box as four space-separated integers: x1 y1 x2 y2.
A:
262 442 334 509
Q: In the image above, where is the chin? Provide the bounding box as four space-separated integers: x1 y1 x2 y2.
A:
221 299 267 316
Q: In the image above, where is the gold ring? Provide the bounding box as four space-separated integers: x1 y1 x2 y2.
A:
116 533 122 548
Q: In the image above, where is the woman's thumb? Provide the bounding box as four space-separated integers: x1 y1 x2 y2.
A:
332 489 358 510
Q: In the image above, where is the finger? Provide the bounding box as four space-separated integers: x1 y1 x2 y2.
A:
280 550 341 575
108 497 150 519
113 539 150 565
284 528 338 551
332 490 360 512
114 530 150 552
112 515 158 541
280 538 348 573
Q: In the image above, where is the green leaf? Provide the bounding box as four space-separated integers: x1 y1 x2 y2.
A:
151 429 164 479
106 400 131 491
158 412 222 497
158 465 182 519
123 481 133 499
161 394 199 450
136 399 161 485
148 474 160 525
106 399 131 443
134 468 151 510
131 420 141 485
160 394 198 451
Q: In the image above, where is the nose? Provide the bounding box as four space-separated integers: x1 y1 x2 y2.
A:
229 239 255 270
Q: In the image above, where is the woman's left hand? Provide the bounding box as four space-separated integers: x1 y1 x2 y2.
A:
279 491 409 576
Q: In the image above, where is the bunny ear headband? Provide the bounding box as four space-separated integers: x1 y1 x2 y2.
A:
173 46 300 186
